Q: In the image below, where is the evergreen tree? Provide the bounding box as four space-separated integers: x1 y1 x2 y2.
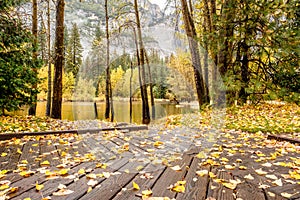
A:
0 0 42 114
65 23 83 78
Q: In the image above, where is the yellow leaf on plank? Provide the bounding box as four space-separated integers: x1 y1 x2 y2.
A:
133 181 140 190
244 174 254 180
281 192 299 198
225 165 235 170
170 165 181 171
103 172 110 178
41 160 50 166
209 172 217 178
19 170 35 177
255 168 268 175
1 153 7 157
53 189 74 196
17 148 22 154
222 182 237 190
0 170 8 175
196 151 207 159
58 168 69 176
86 174 97 179
153 141 164 147
78 168 85 175
36 182 44 191
171 185 185 193
87 179 98 187
142 189 153 196
196 169 208 177
272 179 283 186
239 166 247 170
23 198 31 200
87 186 92 193
266 174 278 180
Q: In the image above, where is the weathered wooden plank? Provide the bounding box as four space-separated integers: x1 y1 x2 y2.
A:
18 140 40 170
79 159 143 200
269 184 300 199
0 125 148 140
48 157 129 200
150 153 194 198
5 143 24 171
83 136 117 161
267 134 300 144
10 161 95 200
206 168 235 200
39 138 62 167
235 181 266 200
112 164 166 200
177 158 210 200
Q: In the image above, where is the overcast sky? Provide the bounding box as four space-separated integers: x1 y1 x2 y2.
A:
149 0 167 9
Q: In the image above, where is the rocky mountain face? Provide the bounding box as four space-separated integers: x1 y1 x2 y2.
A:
64 0 181 58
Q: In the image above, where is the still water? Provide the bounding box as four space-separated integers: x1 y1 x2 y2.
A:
16 101 196 124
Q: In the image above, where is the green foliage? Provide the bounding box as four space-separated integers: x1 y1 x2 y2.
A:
0 0 28 10
65 23 83 78
0 9 42 114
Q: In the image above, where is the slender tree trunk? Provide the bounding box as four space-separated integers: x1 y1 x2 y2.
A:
51 0 64 119
28 0 38 115
180 0 209 106
144 51 155 120
46 0 52 116
134 0 150 124
104 0 113 120
129 61 133 123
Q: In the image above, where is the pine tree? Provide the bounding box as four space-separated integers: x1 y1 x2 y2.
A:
65 23 83 79
0 0 42 115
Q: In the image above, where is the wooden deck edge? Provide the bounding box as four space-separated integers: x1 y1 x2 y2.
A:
0 125 148 141
267 134 300 144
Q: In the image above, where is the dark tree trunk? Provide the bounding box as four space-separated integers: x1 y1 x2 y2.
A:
51 0 64 119
46 0 52 116
239 41 250 104
180 0 209 106
28 0 38 115
104 0 114 121
134 0 150 124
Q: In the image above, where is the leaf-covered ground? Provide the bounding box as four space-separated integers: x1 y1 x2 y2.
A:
1 102 299 135
0 102 299 199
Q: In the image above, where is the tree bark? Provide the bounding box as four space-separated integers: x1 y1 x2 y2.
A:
104 0 114 121
144 51 155 120
134 0 150 124
46 0 52 116
180 0 209 106
28 0 38 115
51 0 64 119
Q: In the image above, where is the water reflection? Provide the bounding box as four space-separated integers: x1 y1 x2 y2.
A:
15 101 196 124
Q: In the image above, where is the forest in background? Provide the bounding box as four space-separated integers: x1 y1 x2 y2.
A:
0 0 299 124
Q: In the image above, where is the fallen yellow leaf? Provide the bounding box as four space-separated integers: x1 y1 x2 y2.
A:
133 181 140 190
36 182 44 191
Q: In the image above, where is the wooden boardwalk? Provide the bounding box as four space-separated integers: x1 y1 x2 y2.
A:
0 126 299 200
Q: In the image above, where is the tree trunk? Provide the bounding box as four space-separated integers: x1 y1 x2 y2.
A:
46 0 52 116
51 0 64 119
180 0 209 107
129 61 133 123
28 0 38 115
104 0 113 120
134 0 150 124
144 51 155 120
